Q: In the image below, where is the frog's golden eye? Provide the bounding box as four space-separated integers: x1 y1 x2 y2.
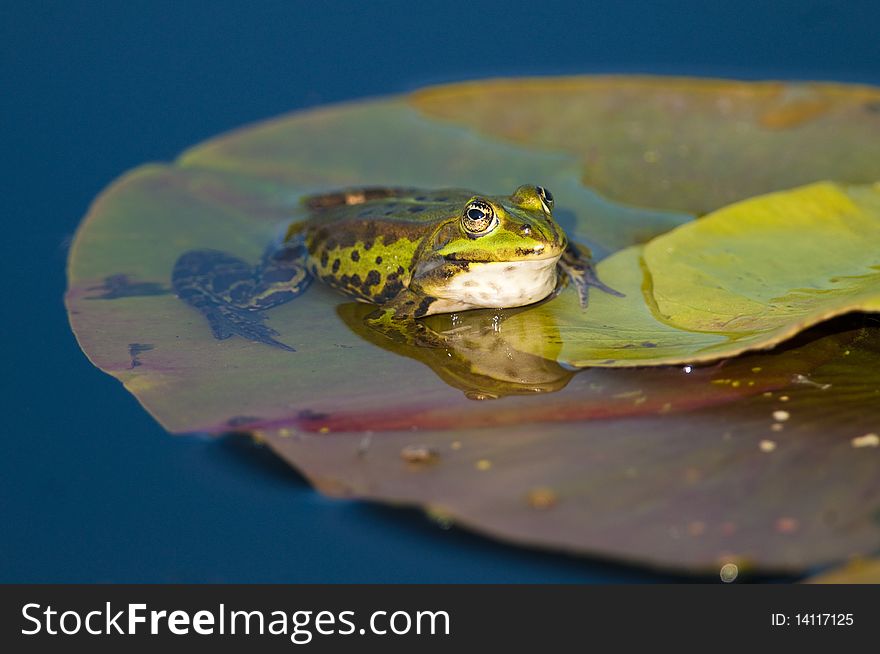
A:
461 199 497 234
536 186 554 212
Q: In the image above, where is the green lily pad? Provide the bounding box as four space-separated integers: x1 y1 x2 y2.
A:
66 76 880 574
505 181 880 368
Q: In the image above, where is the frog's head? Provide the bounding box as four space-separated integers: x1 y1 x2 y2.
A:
413 186 568 313
430 185 567 264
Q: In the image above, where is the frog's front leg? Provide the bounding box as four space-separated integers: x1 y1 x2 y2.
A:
172 242 311 351
364 288 448 348
557 242 624 308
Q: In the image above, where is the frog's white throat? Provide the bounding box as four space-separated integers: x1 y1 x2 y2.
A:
424 255 562 315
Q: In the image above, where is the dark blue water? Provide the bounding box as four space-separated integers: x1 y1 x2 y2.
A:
3 1 878 582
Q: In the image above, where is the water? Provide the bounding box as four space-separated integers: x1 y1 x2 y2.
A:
3 0 877 582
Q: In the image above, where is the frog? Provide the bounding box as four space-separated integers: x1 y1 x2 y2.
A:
172 185 622 351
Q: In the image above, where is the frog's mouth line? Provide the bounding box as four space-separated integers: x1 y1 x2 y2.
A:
458 251 563 265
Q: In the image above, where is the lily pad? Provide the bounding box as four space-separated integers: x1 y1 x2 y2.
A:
66 76 880 574
806 557 880 584
263 321 880 572
411 76 880 214
505 181 880 368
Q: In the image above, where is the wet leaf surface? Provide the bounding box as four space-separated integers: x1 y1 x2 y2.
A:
508 182 880 367
261 322 880 573
67 76 880 573
411 76 880 214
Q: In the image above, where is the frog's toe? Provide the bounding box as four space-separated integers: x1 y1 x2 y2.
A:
572 272 624 309
575 284 592 309
205 305 296 352
364 310 448 349
412 326 448 349
207 314 234 340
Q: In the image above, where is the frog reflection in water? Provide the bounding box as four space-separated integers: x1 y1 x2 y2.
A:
172 185 622 354
337 301 580 399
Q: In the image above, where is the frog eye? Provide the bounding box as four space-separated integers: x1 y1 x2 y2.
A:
536 186 554 212
461 199 498 234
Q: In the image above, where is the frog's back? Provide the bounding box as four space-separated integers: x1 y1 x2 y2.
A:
294 188 472 303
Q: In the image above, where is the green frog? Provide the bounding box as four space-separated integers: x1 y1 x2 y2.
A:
172 185 622 351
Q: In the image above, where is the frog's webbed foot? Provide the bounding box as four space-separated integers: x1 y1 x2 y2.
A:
364 290 448 348
364 309 448 348
205 303 295 352
172 247 311 351
558 242 624 309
